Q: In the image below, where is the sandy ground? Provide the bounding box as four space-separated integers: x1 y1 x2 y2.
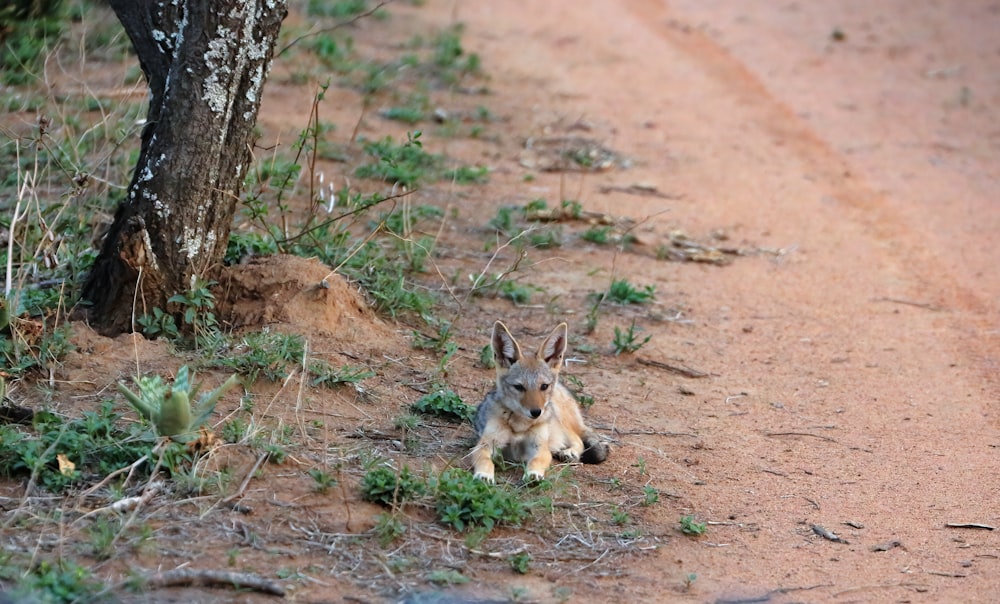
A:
6 1 999 602
436 1 1000 601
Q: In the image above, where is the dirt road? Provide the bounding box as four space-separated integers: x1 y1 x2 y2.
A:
440 1 1000 600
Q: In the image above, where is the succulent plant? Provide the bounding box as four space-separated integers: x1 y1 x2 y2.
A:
118 366 238 441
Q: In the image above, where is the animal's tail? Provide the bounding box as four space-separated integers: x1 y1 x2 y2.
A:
581 431 609 464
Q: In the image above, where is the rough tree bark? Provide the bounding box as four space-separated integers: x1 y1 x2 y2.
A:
82 0 287 335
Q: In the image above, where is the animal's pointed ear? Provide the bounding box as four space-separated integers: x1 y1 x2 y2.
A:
492 321 521 368
538 323 568 371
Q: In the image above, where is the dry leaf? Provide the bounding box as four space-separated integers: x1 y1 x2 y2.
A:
187 425 220 453
57 453 76 476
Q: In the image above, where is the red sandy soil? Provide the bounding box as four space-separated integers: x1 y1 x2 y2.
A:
7 1 1000 602
436 2 1000 601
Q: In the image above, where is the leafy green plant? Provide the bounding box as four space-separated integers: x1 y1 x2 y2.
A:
0 319 75 380
429 24 481 83
498 281 534 305
606 279 655 305
642 485 660 506
263 442 288 465
0 400 155 493
381 105 426 124
6 559 105 603
611 506 630 525
117 366 238 441
213 330 305 383
138 279 221 347
528 227 561 249
612 319 652 355
379 203 444 237
136 307 181 341
225 231 280 264
310 363 375 388
562 374 594 409
168 279 220 343
443 165 489 184
86 515 122 561
0 2 66 86
581 225 613 245
434 468 527 532
509 551 532 574
683 573 698 592
411 389 474 423
307 468 337 493
426 568 469 586
488 206 519 236
679 515 707 536
478 344 495 369
221 417 250 444
373 512 407 546
355 131 440 188
360 464 428 506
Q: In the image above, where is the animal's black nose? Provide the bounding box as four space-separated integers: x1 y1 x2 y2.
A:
529 408 542 418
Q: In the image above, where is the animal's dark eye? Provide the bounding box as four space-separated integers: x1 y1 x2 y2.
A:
512 384 525 392
539 383 550 391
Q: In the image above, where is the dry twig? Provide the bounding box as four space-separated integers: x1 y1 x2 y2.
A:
636 357 711 378
141 568 285 596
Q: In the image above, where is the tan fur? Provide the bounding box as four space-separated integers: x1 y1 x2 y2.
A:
470 321 608 483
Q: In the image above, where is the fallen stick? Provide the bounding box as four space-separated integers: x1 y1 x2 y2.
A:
222 452 269 507
143 569 285 596
945 522 996 530
636 357 710 378
811 524 849 544
74 481 162 524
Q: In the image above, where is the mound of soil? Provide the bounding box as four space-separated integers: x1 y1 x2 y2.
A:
216 254 389 341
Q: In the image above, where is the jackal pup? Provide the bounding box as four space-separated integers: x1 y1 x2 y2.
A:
471 321 608 482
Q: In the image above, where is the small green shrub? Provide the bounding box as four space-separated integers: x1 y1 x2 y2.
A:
307 468 337 493
581 226 613 245
225 231 279 264
606 279 655 305
411 389 474 423
680 514 707 536
360 464 428 506
213 330 305 383
309 363 375 388
426 569 469 586
355 131 440 188
373 512 407 546
488 206 519 236
443 165 489 184
612 319 652 355
642 485 660 506
434 468 526 532
0 1 66 86
562 374 594 409
0 400 155 493
509 551 532 574
7 559 104 603
498 281 534 305
381 105 425 124
306 0 371 18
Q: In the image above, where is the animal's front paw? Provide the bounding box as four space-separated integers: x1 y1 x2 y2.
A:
473 471 495 484
553 448 580 463
522 469 545 483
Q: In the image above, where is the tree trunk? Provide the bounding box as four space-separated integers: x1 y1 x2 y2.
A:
82 0 287 335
